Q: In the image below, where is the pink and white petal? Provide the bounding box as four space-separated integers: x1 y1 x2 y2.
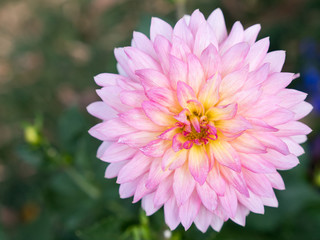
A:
179 191 201 230
114 48 138 81
173 163 196 206
140 139 171 158
196 182 218 212
231 132 267 154
170 35 192 62
210 214 224 232
208 140 241 172
194 206 213 233
143 157 171 190
105 160 128 179
94 73 121 87
200 44 221 78
292 135 307 144
247 118 278 132
244 37 270 71
119 90 147 108
124 47 161 71
100 142 137 162
216 117 252 138
263 50 286 73
142 101 176 126
154 175 173 207
206 103 237 121
281 137 305 156
87 101 118 120
118 131 159 148
206 164 226 196
188 9 206 35
153 35 171 74
117 152 151 183
290 101 313 120
220 42 250 76
147 87 180 112
276 89 307 108
262 72 294 94
219 184 238 218
188 145 210 185
120 108 165 131
150 17 173 42
132 31 157 59
97 86 131 112
236 190 265 214
135 68 170 90
243 63 270 90
220 166 249 197
193 22 218 57
219 67 248 99
207 8 227 44
119 177 140 198
244 24 261 45
231 204 250 226
265 172 285 190
254 132 290 155
162 147 188 170
220 21 244 54
141 193 161 216
198 73 221 110
274 121 312 137
263 149 300 170
133 174 153 203
89 119 136 141
242 168 275 198
260 196 278 208
164 196 180 230
176 81 197 108
173 18 194 49
169 55 188 89
263 107 295 126
239 153 276 174
187 54 205 94
97 141 111 159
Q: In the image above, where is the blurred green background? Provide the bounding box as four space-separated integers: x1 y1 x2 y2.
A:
0 0 320 239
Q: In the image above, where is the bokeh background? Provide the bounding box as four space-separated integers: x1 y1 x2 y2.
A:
0 0 320 239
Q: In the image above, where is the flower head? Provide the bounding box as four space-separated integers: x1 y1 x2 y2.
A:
88 9 312 232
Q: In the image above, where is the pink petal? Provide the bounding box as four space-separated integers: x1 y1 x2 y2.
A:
176 81 197 108
170 35 192 62
219 67 248 99
142 101 175 126
242 168 275 198
263 50 286 73
207 8 227 44
119 177 140 198
194 206 213 233
145 158 171 189
221 42 250 76
216 117 252 138
114 48 137 81
164 197 180 230
100 142 137 162
94 73 121 87
220 166 249 197
231 132 267 154
162 147 187 170
198 73 221 110
239 153 276 174
282 137 305 156
193 22 218 57
133 174 153 203
265 172 285 190
210 214 224 232
208 140 241 172
87 101 118 120
245 37 270 71
153 35 171 74
243 63 269 90
132 31 157 59
135 68 170 90
118 131 158 148
188 145 210 185
206 164 226 196
220 21 244 54
263 149 300 170
169 55 188 89
196 182 218 212
274 121 312 137
236 190 264 214
173 163 196 206
263 107 295 126
140 139 170 157
117 152 151 183
146 87 179 111
188 9 206 35
244 24 261 45
124 47 161 71
290 101 313 120
173 18 194 49
105 160 128 179
119 90 147 108
206 103 237 121
141 193 161 216
200 44 220 78
276 89 307 108
219 184 238 218
120 108 164 131
150 17 173 42
96 86 131 112
179 191 201 230
262 72 294 94
97 141 111 159
231 204 249 226
187 54 205 94
252 132 290 155
153 175 173 207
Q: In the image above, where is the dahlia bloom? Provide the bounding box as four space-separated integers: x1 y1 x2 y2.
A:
88 9 312 232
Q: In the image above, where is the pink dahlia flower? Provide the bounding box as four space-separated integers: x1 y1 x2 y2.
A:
88 9 312 232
